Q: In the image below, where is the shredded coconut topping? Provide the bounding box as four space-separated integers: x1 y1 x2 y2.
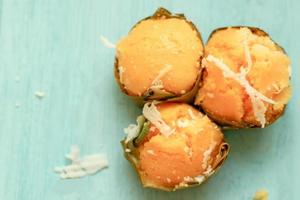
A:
125 148 131 153
272 83 281 93
147 150 155 155
288 65 292 77
194 175 205 184
149 64 172 90
124 116 144 143
124 124 139 143
243 34 252 73
201 58 208 68
149 80 164 91
176 118 190 128
174 182 188 189
203 165 214 176
118 66 125 84
197 128 204 133
184 146 193 157
171 121 176 126
100 35 116 48
183 176 194 182
142 102 174 136
65 145 80 162
206 55 276 127
188 109 196 120
54 146 108 179
202 142 216 169
206 92 214 98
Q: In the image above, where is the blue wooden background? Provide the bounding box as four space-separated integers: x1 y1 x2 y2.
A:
0 0 299 199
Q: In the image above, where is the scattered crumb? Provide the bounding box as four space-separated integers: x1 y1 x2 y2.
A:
54 145 108 179
253 189 269 200
15 75 20 82
15 102 21 108
100 35 116 48
35 91 45 99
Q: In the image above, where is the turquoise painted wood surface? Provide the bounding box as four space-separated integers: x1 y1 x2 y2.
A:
0 0 299 199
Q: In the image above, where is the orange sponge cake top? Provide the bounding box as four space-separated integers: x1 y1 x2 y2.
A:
116 18 203 96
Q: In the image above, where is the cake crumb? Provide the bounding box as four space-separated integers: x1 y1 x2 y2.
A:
35 91 45 99
15 102 21 108
253 189 269 200
100 35 116 48
15 75 20 82
54 145 108 179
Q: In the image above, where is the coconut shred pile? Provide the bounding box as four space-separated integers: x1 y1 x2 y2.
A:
54 146 108 179
205 54 276 128
124 102 174 143
142 101 174 136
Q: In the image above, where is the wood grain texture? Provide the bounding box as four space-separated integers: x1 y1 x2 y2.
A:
0 0 299 199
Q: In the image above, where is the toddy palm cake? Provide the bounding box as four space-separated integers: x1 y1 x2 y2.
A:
115 8 204 103
195 27 291 128
122 102 229 191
